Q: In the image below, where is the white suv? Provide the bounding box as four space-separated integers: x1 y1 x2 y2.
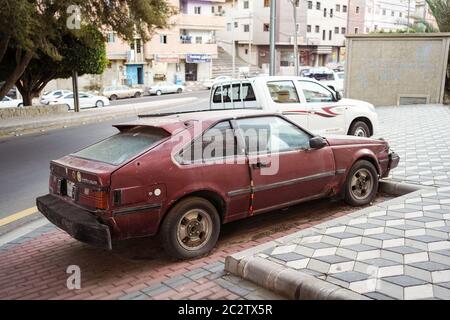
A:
209 76 378 137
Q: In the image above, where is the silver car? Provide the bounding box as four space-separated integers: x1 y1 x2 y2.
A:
101 85 144 100
148 82 184 96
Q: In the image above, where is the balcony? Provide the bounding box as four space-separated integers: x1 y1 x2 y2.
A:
177 14 226 31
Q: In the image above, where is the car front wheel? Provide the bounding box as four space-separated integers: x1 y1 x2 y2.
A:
348 121 371 137
159 197 220 259
95 100 104 108
176 88 182 94
156 90 162 96
134 92 141 98
344 160 378 206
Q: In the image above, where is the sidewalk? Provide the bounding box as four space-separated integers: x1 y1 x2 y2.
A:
226 104 450 300
0 96 197 137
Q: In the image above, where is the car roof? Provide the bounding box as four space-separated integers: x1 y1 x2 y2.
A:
114 109 279 134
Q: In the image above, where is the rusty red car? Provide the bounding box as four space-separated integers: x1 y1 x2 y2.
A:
36 110 399 259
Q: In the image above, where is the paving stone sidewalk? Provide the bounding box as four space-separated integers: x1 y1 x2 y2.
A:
226 104 450 300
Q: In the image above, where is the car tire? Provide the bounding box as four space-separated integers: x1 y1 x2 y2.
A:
95 100 104 108
156 90 162 96
134 92 141 98
18 103 23 107
159 197 220 260
110 94 118 101
176 88 182 94
344 160 378 206
348 121 371 137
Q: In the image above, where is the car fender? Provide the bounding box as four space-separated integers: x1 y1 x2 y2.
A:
349 148 381 175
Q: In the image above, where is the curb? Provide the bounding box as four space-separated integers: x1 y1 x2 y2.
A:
224 256 369 300
0 97 197 138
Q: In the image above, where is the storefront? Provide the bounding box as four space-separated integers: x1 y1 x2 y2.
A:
185 54 212 82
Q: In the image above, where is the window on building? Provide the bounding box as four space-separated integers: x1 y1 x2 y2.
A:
322 30 326 40
343 5 347 12
136 40 141 53
356 6 360 14
382 9 386 15
308 1 312 9
341 27 346 34
329 30 332 40
218 5 222 12
195 36 202 44
107 32 116 43
316 2 321 10
264 0 270 7
336 4 340 12
374 25 378 30
391 11 395 16
243 24 250 32
211 6 215 13
334 27 339 34
130 41 134 50
263 23 270 32
194 6 201 14
354 27 359 34
227 23 231 31
234 21 238 28
323 8 327 17
399 12 402 17
330 8 333 17
245 48 249 55
307 25 312 32
160 35 167 44
244 0 249 9
315 25 320 33
296 23 300 32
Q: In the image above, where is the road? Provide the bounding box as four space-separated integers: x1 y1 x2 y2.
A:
109 89 210 106
0 91 210 222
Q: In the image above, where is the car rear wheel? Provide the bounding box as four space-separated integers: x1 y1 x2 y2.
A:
344 160 378 206
134 92 141 98
159 197 220 259
156 90 162 96
176 88 182 94
110 94 118 101
348 121 371 137
95 100 104 108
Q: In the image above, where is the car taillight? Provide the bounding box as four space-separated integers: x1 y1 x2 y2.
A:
94 191 108 210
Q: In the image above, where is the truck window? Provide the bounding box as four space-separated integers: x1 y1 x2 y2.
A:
212 83 256 104
267 81 299 103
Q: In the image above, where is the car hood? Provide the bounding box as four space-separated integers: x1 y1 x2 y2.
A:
324 134 387 147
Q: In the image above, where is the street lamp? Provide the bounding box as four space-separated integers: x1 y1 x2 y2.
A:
288 0 299 76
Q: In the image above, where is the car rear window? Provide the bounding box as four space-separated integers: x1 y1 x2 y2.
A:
72 126 169 165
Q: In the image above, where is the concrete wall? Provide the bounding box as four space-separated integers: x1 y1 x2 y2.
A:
0 104 67 120
345 33 450 106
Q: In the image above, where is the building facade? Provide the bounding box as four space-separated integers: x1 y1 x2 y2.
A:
363 0 415 33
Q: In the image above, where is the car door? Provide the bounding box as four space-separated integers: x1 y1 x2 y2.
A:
235 116 336 215
297 80 346 135
78 93 92 108
264 80 309 129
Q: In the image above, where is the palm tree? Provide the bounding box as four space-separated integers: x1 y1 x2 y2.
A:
426 0 450 32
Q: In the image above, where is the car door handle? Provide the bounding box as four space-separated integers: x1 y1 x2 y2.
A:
252 161 271 169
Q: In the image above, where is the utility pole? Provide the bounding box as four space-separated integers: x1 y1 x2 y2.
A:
289 0 299 76
407 0 411 33
232 0 236 78
269 0 277 76
71 70 80 113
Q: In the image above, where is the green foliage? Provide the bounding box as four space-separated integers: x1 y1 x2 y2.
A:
426 0 450 32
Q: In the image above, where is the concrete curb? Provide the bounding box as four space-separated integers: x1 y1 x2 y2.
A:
0 97 197 138
224 256 369 300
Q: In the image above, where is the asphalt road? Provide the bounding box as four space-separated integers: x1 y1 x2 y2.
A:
0 91 210 220
110 89 210 106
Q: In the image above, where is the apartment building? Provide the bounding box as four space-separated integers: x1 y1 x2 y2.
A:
50 0 226 90
217 0 353 73
415 0 438 28
364 0 415 33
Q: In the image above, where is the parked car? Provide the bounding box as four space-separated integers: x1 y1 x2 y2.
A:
301 67 344 93
203 76 232 89
0 96 23 108
40 90 72 105
101 85 144 100
148 81 184 96
36 109 399 259
209 76 377 137
47 92 110 110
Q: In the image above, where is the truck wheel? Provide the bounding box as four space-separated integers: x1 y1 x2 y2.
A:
348 121 370 137
159 197 220 259
344 160 378 206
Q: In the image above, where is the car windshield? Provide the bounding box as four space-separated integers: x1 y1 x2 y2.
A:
72 126 170 165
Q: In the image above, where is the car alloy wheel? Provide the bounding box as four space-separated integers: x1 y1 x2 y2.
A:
349 121 371 137
354 127 368 137
176 209 213 251
95 100 104 108
350 168 373 200
156 90 162 96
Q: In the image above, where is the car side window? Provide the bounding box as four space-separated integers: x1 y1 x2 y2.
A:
298 81 334 103
266 81 299 103
236 116 311 154
179 121 238 163
212 83 256 104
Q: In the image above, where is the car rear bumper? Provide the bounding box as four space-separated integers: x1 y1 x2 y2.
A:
36 194 112 250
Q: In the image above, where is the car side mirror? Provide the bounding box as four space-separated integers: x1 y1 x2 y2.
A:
309 136 327 149
334 91 342 101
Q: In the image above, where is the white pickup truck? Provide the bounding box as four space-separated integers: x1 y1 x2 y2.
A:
209 76 378 137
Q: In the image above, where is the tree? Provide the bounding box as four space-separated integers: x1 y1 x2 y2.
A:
15 26 108 106
0 0 175 100
426 0 450 32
